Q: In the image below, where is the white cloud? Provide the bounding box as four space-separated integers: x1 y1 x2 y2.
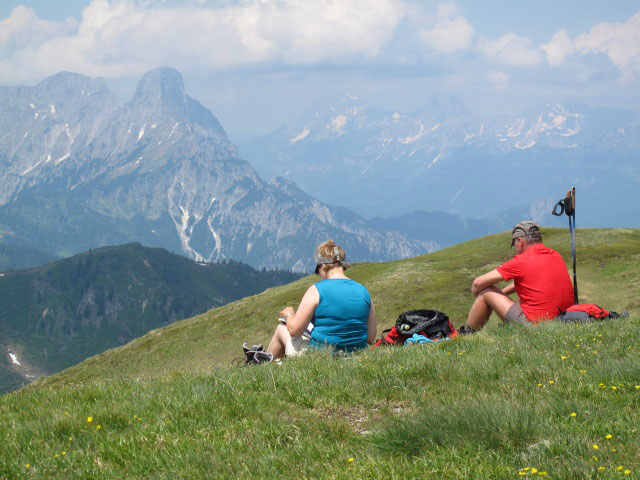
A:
487 70 509 90
575 11 640 81
541 30 575 67
0 6 76 55
0 0 407 83
419 3 474 54
479 33 544 67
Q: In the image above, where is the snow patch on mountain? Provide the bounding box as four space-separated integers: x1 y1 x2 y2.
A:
464 124 484 141
428 153 442 168
290 127 310 144
206 216 222 259
328 115 347 132
398 121 426 144
56 153 70 164
515 139 536 149
9 352 20 365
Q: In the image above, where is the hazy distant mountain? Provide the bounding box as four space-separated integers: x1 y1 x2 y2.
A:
240 94 640 226
0 241 58 271
0 243 301 394
0 68 437 271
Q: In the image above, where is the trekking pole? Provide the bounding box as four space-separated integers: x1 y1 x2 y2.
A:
552 187 578 304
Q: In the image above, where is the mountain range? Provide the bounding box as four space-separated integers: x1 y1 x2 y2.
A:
0 243 300 395
0 68 436 272
240 94 640 225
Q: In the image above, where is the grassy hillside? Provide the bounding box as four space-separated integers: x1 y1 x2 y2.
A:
0 243 300 394
0 228 638 479
34 227 640 388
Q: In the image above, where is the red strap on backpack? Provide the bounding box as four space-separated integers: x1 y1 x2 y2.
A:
565 304 609 318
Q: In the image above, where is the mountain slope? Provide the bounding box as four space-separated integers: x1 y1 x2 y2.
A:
240 94 640 223
0 69 434 270
32 227 640 389
0 229 637 479
0 243 300 394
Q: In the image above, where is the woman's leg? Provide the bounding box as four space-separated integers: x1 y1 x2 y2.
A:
266 324 290 359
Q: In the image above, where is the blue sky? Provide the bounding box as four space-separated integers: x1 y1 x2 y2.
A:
1 1 639 140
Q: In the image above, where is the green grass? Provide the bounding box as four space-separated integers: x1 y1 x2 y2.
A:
1 228 639 478
1 319 638 479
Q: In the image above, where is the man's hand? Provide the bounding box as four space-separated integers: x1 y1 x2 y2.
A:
502 282 516 296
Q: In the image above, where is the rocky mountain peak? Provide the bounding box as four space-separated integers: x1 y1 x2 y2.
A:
131 66 186 111
422 95 470 118
128 66 227 139
33 71 113 106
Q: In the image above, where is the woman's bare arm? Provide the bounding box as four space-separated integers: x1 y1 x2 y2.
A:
281 285 320 337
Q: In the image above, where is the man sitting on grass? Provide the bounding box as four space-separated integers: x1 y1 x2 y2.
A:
459 221 574 334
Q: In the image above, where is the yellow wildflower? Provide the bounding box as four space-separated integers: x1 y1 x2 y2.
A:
561 356 567 360
518 473 526 476
62 452 66 456
87 416 93 423
617 466 624 471
549 380 554 384
598 466 605 471
96 425 102 430
347 458 354 462
68 437 72 441
539 472 547 476
579 369 586 373
624 470 631 475
605 434 612 439
593 444 599 450
611 386 617 390
25 464 30 468
530 468 538 474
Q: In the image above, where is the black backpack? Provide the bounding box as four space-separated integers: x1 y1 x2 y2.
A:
375 309 457 346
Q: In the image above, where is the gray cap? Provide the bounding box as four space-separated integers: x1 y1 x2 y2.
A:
511 221 540 246
314 244 351 274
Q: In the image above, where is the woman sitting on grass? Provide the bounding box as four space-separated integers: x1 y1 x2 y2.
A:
262 240 377 361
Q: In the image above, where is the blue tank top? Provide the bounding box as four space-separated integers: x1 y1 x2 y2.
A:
309 279 371 351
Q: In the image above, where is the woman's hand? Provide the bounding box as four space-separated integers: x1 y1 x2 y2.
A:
279 306 295 319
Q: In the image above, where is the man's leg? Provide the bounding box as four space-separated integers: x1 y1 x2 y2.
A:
466 286 515 330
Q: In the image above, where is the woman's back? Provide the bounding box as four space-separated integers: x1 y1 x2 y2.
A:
311 279 370 350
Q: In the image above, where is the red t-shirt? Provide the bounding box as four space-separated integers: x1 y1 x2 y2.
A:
496 243 573 322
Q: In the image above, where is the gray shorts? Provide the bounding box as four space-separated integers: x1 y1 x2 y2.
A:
505 304 529 324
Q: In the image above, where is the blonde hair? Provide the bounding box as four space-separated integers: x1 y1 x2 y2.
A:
314 240 347 274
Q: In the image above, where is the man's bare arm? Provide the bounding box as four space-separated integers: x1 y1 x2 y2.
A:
471 269 506 296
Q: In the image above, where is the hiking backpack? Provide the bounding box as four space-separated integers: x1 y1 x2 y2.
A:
374 309 457 347
556 304 626 323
